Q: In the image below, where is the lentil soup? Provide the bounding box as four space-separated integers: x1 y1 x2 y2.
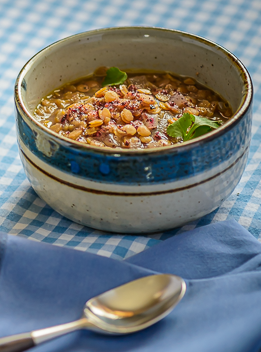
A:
34 67 232 149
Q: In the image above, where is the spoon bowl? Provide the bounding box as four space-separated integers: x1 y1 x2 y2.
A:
0 274 186 352
84 274 186 334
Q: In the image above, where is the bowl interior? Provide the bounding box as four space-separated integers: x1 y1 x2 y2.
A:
19 27 249 126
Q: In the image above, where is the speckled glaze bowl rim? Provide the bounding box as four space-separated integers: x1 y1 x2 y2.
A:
15 26 253 156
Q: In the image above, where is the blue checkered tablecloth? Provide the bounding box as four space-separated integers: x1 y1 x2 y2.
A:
0 0 261 259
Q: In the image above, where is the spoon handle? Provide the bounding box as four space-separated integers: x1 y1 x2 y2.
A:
0 318 88 352
0 333 34 352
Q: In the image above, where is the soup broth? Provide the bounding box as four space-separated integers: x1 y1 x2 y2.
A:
34 67 232 149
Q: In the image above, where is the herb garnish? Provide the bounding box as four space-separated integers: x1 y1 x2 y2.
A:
167 113 222 141
102 67 128 87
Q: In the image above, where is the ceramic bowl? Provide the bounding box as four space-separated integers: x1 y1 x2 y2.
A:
14 27 253 233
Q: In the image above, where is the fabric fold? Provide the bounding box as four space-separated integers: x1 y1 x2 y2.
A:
126 220 261 279
0 232 7 275
0 220 261 352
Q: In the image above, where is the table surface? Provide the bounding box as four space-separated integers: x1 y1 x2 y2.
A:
0 0 260 259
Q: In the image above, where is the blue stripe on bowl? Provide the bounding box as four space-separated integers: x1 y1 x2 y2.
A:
15 103 252 185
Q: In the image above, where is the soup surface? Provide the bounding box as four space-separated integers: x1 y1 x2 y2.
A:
34 67 232 149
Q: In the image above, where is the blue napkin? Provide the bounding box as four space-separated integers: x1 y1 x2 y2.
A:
1 220 261 352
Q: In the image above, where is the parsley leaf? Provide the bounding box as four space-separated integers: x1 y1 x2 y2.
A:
167 113 221 141
102 67 128 87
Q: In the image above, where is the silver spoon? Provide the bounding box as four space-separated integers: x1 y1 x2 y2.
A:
0 274 186 352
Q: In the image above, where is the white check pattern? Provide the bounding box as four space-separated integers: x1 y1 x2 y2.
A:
0 0 261 259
